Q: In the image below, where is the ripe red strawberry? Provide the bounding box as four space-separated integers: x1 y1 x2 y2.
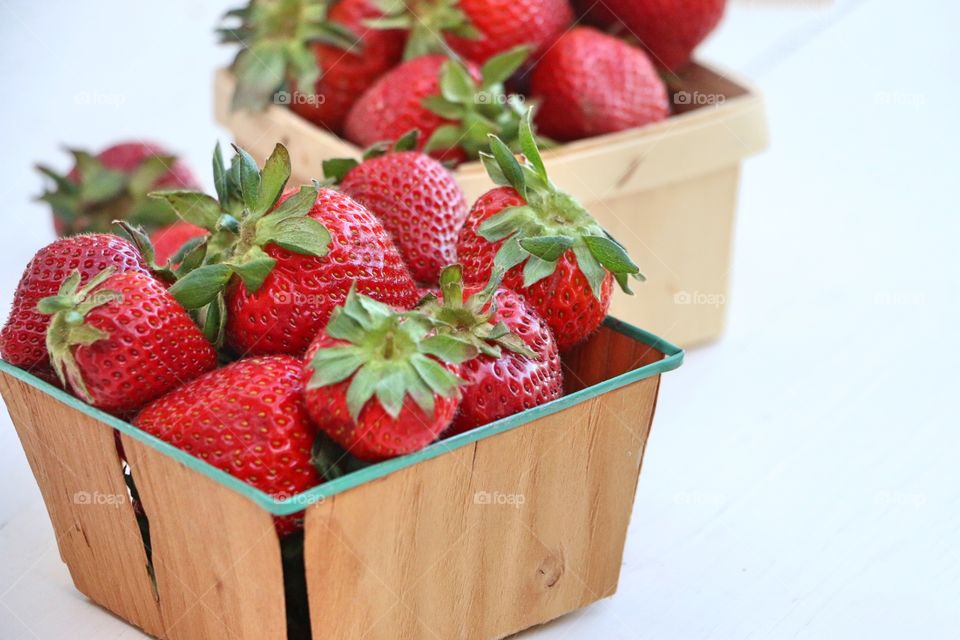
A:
345 55 460 162
575 0 726 71
303 289 474 461
420 265 562 436
222 0 404 132
37 268 217 415
324 132 468 284
344 48 532 163
225 188 419 356
134 356 320 536
0 234 149 375
456 113 643 351
36 142 198 237
371 0 572 65
530 27 669 142
154 143 419 357
448 0 573 64
150 221 209 265
291 0 405 132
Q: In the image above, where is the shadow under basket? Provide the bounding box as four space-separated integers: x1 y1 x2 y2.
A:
214 60 768 349
0 318 682 640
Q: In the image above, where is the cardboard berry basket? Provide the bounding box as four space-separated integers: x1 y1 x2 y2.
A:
0 317 680 640
214 61 767 348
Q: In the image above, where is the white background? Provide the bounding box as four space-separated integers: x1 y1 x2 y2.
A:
1 0 958 638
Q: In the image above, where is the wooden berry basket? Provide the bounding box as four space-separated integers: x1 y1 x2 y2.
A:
214 61 768 348
0 318 681 640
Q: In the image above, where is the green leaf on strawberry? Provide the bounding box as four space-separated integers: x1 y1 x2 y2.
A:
149 191 223 229
520 236 574 261
481 47 532 86
321 158 360 184
111 221 181 286
416 264 537 360
168 264 235 309
201 293 228 347
148 142 329 346
232 42 287 111
441 60 476 103
37 268 120 401
476 110 645 299
225 246 277 293
368 0 480 60
413 47 540 159
393 129 421 152
422 125 465 156
306 288 474 421
221 0 361 112
254 186 330 256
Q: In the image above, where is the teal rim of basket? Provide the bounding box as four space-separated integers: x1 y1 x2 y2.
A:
0 316 683 516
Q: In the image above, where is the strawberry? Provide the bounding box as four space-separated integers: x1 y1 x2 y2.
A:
344 48 533 164
150 221 209 265
456 113 643 351
0 234 149 376
224 188 420 356
530 27 669 142
370 0 572 65
152 143 419 356
221 0 404 133
303 288 475 461
323 131 468 284
134 355 320 536
575 0 726 71
420 265 562 436
37 268 217 415
36 142 198 237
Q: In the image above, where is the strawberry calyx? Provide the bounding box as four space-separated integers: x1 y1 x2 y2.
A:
321 129 422 184
417 264 536 360
419 48 535 159
477 111 645 299
220 0 360 111
367 0 479 61
37 267 121 402
306 287 477 421
36 149 181 235
148 142 329 347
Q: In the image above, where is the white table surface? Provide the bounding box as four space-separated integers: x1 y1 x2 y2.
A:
1 0 958 638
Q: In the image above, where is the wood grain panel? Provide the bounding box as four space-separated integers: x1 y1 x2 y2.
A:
214 63 768 203
0 370 164 637
303 373 662 640
122 435 286 640
594 166 741 347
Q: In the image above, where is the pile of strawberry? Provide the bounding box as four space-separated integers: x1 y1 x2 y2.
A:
220 0 726 156
3 116 642 535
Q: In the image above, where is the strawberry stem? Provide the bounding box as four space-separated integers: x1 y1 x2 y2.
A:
417 265 537 360
476 109 645 298
37 267 121 402
306 288 476 421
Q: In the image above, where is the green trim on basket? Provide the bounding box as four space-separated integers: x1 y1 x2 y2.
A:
0 317 683 517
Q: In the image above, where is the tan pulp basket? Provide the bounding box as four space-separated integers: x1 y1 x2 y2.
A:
1 320 682 640
214 61 768 348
